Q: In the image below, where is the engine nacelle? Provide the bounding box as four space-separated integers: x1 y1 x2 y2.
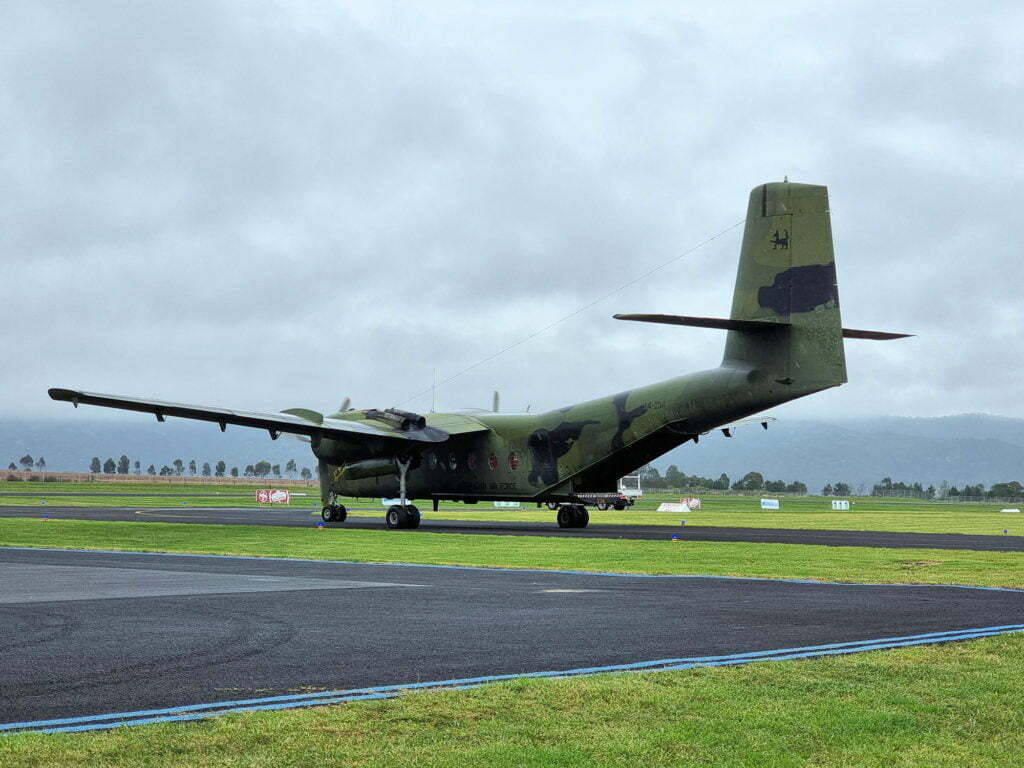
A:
366 408 427 431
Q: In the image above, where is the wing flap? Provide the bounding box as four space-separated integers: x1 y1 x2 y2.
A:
424 412 491 436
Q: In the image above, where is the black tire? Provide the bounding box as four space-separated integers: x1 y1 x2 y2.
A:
386 505 409 529
572 505 590 528
321 505 335 523
613 502 626 511
335 504 347 523
596 500 609 511
556 506 573 528
407 505 421 529
547 501 560 511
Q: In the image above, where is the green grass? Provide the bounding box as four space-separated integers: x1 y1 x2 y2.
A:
3 481 1022 536
357 500 1023 537
1 517 1021 588
3 632 1023 767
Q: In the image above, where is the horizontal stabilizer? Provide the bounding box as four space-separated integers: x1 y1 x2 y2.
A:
838 328 914 341
613 314 911 340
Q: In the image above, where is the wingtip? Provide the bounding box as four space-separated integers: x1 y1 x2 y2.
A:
48 388 76 401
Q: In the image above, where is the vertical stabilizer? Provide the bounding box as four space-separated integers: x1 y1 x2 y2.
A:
723 181 847 390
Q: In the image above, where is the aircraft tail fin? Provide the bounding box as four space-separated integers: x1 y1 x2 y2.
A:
723 181 847 391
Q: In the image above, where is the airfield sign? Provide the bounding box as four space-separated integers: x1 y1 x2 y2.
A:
256 489 290 504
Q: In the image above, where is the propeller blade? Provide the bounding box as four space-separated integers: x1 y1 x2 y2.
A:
340 397 351 412
492 390 500 413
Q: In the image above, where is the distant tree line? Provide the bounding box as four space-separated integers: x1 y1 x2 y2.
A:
872 477 1024 500
638 465 808 494
8 455 46 472
77 455 316 481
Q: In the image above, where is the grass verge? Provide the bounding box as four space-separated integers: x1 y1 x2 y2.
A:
3 632 1023 767
1 517 1021 588
3 482 1021 535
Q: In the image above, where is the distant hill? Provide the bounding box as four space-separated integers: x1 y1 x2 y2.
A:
653 414 1024 492
0 417 313 476
3 413 1023 492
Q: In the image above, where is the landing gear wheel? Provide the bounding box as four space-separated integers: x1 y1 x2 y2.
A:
596 500 609 511
557 505 574 528
322 504 348 523
569 505 589 528
386 505 410 529
613 501 626 511
406 505 421 529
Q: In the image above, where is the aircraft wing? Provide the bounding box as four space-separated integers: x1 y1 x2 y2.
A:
48 388 449 444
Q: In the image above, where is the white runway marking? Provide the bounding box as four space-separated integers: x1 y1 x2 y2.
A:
0 563 421 605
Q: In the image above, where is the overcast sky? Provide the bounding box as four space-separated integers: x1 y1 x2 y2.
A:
3 1 1022 423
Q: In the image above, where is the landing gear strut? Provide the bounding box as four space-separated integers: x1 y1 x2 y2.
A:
556 504 589 529
385 457 421 530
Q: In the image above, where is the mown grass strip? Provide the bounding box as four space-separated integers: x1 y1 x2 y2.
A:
4 481 1021 535
1 518 1022 588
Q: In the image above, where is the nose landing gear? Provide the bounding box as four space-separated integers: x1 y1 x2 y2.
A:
321 492 348 523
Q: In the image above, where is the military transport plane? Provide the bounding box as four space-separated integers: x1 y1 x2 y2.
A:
50 181 909 530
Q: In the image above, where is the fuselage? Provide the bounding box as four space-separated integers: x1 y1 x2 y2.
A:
315 363 831 504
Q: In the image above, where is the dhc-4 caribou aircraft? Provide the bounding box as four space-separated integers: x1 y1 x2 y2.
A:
51 181 908 529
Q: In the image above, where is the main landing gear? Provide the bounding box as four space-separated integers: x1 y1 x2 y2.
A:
386 504 421 530
385 456 421 530
321 502 347 523
556 504 589 529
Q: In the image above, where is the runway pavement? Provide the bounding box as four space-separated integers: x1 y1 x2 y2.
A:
1 546 1022 733
2 504 1024 551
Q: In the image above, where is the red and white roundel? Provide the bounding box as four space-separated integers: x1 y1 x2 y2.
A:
488 454 498 470
508 453 519 470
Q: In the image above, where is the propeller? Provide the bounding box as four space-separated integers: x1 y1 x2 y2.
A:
340 397 351 412
492 390 500 413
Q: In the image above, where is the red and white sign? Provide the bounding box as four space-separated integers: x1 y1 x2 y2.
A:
680 497 701 510
256 489 291 504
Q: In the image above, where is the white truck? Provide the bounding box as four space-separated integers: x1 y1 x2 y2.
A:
546 475 644 511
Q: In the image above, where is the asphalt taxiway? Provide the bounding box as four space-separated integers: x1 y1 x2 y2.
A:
1 505 1023 551
1 546 1022 733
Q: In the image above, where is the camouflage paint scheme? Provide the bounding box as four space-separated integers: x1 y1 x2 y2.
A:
51 181 870 510
316 181 846 504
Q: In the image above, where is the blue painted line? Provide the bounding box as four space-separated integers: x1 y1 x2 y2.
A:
2 545 1023 592
7 623 1024 735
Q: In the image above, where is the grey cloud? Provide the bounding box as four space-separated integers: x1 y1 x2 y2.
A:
3 1 1023 423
